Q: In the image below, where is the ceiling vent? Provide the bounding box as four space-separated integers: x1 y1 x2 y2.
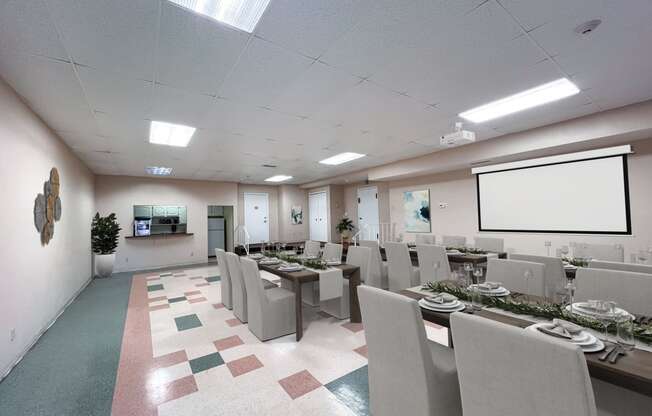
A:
575 19 602 36
262 164 277 168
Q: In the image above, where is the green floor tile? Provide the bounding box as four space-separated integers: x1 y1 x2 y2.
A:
147 284 164 292
168 296 186 303
175 314 202 331
326 365 369 416
189 352 224 374
205 275 221 283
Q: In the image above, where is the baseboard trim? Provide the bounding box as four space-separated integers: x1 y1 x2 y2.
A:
114 260 210 274
0 276 94 382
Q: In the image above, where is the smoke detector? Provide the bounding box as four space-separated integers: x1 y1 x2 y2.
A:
575 19 602 36
440 122 476 147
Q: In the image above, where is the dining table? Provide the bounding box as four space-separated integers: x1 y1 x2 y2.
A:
378 245 508 267
401 283 652 398
254 259 361 341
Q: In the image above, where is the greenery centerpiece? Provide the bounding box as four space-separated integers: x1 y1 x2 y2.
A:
562 256 590 268
423 281 652 345
91 213 121 278
264 251 327 270
446 246 489 255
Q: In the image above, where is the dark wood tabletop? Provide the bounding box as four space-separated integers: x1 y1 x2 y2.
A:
257 262 361 341
400 288 652 397
378 246 507 266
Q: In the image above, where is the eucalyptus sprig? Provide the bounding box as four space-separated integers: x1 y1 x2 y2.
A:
445 246 488 255
562 256 589 268
263 251 327 270
423 281 652 345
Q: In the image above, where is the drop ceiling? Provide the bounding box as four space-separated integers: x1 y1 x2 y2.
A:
1 0 652 184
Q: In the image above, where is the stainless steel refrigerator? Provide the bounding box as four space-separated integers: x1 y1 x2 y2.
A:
208 217 225 256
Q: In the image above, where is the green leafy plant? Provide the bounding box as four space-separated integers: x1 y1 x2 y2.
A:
91 213 121 254
264 252 327 270
423 281 652 345
336 217 355 234
445 246 488 255
562 256 589 268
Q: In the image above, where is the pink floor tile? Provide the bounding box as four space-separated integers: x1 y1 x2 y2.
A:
214 335 244 352
146 276 161 282
150 374 198 406
226 318 243 327
354 345 368 358
188 297 207 304
341 322 364 333
424 320 443 329
153 350 189 370
227 354 263 377
184 290 201 296
189 276 204 280
278 370 322 399
195 283 210 287
148 296 167 303
212 303 225 309
149 304 171 312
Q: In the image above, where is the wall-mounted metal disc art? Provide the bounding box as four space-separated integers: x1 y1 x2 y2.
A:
34 167 62 245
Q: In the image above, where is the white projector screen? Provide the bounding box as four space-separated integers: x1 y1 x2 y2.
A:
477 155 631 234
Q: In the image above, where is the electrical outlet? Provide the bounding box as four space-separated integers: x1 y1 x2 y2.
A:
10 328 16 342
438 202 448 209
125 257 129 263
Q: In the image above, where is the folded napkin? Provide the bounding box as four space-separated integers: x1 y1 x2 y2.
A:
478 281 502 290
320 268 344 301
537 319 583 340
552 319 583 335
425 293 458 304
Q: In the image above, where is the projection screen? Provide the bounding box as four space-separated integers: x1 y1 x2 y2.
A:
475 152 631 234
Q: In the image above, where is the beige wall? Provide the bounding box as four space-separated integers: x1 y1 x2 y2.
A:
0 77 95 377
237 184 279 242
383 138 652 259
95 175 239 272
278 185 309 242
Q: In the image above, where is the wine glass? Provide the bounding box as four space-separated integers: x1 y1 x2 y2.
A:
617 317 636 353
565 277 576 313
599 301 617 341
560 245 570 258
464 262 474 285
471 286 483 312
473 267 484 285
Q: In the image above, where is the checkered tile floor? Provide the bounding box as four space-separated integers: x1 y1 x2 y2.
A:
116 265 448 416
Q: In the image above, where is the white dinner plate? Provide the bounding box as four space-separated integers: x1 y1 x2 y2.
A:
468 285 511 297
565 304 634 320
422 299 461 309
259 259 281 265
580 338 605 353
326 261 341 266
526 323 597 347
418 299 465 313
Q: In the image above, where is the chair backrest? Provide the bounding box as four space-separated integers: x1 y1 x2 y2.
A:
215 248 232 306
346 246 371 284
323 243 343 262
588 260 652 275
575 268 652 315
357 286 439 416
450 313 597 416
225 252 247 321
442 235 466 247
384 242 414 292
572 242 624 262
359 240 385 289
240 256 267 308
304 240 321 257
415 234 436 245
486 258 546 297
416 244 451 284
510 254 565 298
474 236 504 252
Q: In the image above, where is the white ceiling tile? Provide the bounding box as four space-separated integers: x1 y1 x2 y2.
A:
47 0 159 79
156 1 249 95
0 0 68 60
95 112 149 140
217 37 314 105
150 83 215 127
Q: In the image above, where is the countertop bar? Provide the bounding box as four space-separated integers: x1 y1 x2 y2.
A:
125 233 194 239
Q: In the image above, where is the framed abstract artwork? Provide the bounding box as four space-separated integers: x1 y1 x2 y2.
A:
291 206 303 225
403 189 430 233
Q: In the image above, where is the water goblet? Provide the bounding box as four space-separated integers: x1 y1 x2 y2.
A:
473 267 484 285
616 317 636 353
464 262 474 285
471 286 483 312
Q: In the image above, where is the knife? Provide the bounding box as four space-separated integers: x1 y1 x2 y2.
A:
609 346 625 364
598 345 616 361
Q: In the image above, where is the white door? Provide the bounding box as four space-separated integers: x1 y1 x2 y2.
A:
358 186 379 240
309 191 328 242
244 193 269 244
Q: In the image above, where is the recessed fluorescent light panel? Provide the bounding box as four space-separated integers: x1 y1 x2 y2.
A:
459 78 580 123
145 166 172 176
264 175 293 183
319 152 366 166
149 121 196 147
169 0 271 33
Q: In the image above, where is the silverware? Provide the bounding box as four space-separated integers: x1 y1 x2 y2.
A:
609 346 625 364
598 345 616 361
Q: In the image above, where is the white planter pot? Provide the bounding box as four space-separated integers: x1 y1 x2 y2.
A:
95 253 115 278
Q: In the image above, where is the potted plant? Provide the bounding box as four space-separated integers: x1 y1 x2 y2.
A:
336 216 355 248
91 213 121 278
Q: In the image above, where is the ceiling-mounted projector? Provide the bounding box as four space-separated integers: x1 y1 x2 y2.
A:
440 122 476 147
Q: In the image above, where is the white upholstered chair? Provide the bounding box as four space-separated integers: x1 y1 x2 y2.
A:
416 244 451 284
321 246 371 319
323 242 343 262
358 286 462 416
450 312 597 416
511 253 566 298
588 260 652 275
474 236 504 252
442 235 466 247
385 242 420 292
485 258 546 297
225 252 277 323
304 240 321 257
575 268 652 316
240 257 295 341
215 248 232 309
572 242 624 262
359 240 389 289
415 234 436 245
